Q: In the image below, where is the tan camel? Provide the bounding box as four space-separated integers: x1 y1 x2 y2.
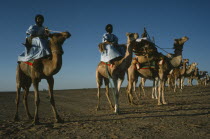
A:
127 69 158 100
203 73 210 86
182 62 198 87
169 59 189 92
96 32 138 114
14 32 71 125
187 67 200 86
197 71 208 85
127 36 189 105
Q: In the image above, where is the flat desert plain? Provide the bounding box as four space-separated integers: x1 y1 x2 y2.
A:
0 86 210 138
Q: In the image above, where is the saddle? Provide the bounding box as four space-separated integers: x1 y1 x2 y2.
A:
132 57 156 70
23 55 51 72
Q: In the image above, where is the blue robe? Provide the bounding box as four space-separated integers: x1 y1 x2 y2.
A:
100 33 125 62
18 24 50 62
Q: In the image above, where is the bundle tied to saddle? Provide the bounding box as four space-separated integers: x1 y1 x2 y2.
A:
98 42 126 63
134 37 157 56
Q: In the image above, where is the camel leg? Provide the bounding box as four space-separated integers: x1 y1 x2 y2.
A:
47 77 63 123
133 80 140 101
23 87 33 120
140 78 146 97
167 77 171 90
174 78 177 93
112 78 119 114
104 78 114 110
32 79 40 125
138 78 146 99
161 81 167 105
127 77 134 105
152 79 158 99
14 86 21 121
117 77 124 92
96 71 102 111
154 84 158 99
158 80 163 105
14 65 21 121
96 85 101 111
180 77 184 90
179 78 183 92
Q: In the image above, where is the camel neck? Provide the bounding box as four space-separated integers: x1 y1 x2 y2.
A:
47 41 63 75
180 62 187 75
118 40 133 70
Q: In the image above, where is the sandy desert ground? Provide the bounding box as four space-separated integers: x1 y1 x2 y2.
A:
0 85 210 138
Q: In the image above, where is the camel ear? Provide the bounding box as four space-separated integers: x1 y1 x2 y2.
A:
126 32 131 36
134 33 139 39
49 33 53 38
64 32 71 39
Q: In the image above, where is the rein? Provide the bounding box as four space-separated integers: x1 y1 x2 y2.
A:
51 50 64 55
46 29 62 33
154 44 172 54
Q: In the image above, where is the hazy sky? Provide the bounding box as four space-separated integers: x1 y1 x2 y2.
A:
0 0 210 91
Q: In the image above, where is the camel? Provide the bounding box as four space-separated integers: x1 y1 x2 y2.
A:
187 67 200 86
14 32 71 125
127 36 189 105
96 32 138 114
127 68 158 100
201 73 210 86
182 62 198 87
168 59 189 92
197 71 208 85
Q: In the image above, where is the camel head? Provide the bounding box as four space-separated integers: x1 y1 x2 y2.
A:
200 71 208 75
49 32 71 54
174 36 189 45
190 62 198 69
173 36 189 49
183 59 189 64
126 32 139 43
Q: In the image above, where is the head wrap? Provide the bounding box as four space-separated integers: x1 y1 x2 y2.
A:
35 14 44 23
105 24 113 33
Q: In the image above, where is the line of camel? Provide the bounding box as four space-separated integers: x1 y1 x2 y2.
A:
14 30 208 125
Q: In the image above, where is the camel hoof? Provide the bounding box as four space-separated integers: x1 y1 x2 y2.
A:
114 107 119 114
114 110 120 115
14 115 19 121
96 107 100 111
55 117 64 123
32 120 40 125
163 102 167 105
28 115 33 120
111 105 115 110
158 103 162 106
131 101 138 106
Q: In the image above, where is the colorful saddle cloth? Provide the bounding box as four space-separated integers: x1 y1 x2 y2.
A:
24 60 34 66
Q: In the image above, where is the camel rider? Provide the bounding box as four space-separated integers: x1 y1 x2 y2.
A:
100 24 125 66
18 14 51 62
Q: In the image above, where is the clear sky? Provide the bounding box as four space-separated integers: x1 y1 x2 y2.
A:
0 0 210 91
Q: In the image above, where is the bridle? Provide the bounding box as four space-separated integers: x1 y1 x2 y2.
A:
51 49 64 55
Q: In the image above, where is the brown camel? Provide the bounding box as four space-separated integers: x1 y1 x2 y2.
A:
183 62 198 86
127 69 158 100
96 32 138 114
187 66 199 86
127 36 189 105
14 32 71 125
196 71 208 85
168 59 189 92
